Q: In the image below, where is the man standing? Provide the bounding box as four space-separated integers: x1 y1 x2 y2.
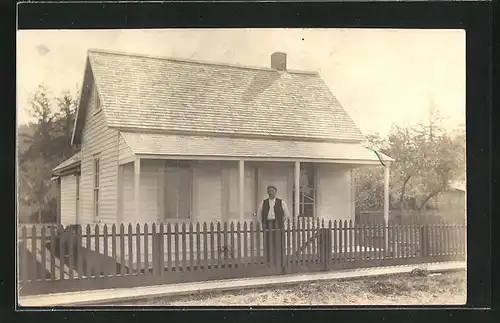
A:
256 185 290 264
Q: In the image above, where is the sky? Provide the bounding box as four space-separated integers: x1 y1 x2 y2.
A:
16 28 466 137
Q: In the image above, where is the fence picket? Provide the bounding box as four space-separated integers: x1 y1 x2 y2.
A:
119 224 125 276
243 222 248 267
17 221 466 296
50 225 56 280
230 221 235 268
86 225 92 278
255 222 260 268
21 227 28 282
68 226 74 280
189 223 194 271
151 223 156 276
102 224 108 277
127 224 133 275
40 226 47 281
203 222 208 270
236 222 241 268
210 222 215 269
111 225 117 277
196 223 201 271
59 225 65 280
167 223 172 272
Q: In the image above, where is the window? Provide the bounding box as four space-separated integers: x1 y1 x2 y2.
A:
164 161 193 221
292 163 316 218
93 155 100 221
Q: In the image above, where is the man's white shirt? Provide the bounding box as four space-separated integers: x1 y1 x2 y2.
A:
257 198 290 220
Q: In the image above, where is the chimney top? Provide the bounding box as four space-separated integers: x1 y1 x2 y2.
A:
271 52 287 71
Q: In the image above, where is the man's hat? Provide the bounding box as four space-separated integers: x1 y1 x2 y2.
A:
267 185 278 192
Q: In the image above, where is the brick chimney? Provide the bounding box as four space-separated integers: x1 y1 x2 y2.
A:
271 52 287 71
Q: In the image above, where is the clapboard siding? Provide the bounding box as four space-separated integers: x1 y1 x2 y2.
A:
79 80 119 224
118 133 134 163
317 163 354 222
121 163 135 223
60 175 77 226
140 161 162 223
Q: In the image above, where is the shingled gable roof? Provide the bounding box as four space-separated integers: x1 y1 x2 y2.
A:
72 49 365 145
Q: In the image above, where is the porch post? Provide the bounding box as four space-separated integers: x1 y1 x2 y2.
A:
383 162 391 254
239 159 245 220
134 158 141 220
294 161 300 218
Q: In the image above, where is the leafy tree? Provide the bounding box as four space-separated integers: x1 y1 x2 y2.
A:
18 84 79 222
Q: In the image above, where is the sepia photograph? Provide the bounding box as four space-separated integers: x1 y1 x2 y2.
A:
16 28 466 307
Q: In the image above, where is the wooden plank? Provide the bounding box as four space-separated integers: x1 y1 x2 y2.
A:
111 225 117 277
59 225 65 280
300 217 306 266
243 222 248 268
68 226 74 280
144 223 149 275
174 223 180 270
249 222 255 268
196 223 201 271
86 225 92 278
223 222 229 268
119 224 125 276
254 222 260 268
20 227 28 282
181 223 187 271
230 221 236 268
40 226 46 281
50 226 56 280
236 221 242 269
151 223 156 276
136 224 142 275
285 219 291 269
102 224 108 277
94 224 101 278
128 224 133 275
349 220 355 263
30 226 37 280
332 221 338 264
167 223 172 272
291 219 297 269
203 222 208 270
189 222 194 271
209 222 215 269
159 223 165 276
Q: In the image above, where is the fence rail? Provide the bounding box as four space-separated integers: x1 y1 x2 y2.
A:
17 219 466 296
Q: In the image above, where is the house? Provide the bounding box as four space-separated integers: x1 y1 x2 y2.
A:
431 180 466 220
52 49 394 227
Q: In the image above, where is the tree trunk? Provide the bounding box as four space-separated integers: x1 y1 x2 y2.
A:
399 176 411 209
418 190 441 211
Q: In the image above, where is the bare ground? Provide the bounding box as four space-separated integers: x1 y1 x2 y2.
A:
123 269 466 306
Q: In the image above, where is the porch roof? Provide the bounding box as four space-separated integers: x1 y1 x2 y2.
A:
121 132 394 165
52 151 82 176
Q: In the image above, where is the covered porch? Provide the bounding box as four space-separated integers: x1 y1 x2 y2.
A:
117 132 394 226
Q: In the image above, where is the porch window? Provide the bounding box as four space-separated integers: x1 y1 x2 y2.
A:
292 163 316 217
164 161 193 221
93 155 100 221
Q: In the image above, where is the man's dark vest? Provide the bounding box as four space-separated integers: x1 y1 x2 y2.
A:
262 198 284 227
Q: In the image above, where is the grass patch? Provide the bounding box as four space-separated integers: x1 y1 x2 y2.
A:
120 269 466 306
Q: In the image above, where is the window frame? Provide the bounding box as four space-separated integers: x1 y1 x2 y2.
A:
292 163 317 218
94 87 101 114
163 160 193 222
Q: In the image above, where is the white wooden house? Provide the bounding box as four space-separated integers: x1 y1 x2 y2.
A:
52 49 393 227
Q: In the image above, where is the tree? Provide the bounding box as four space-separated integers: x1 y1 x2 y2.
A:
18 84 79 222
